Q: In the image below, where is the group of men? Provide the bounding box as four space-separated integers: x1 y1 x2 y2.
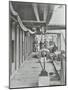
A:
33 37 58 53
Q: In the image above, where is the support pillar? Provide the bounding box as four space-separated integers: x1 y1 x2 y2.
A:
24 33 25 60
9 21 12 76
16 25 20 70
12 22 16 73
23 31 24 61
20 29 23 65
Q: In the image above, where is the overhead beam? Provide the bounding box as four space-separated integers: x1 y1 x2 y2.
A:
32 4 40 21
46 25 66 30
22 20 65 30
22 20 46 23
9 15 65 30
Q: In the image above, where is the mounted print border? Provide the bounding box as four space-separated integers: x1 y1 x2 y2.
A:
9 1 67 89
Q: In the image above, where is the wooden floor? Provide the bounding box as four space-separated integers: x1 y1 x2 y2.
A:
10 52 62 88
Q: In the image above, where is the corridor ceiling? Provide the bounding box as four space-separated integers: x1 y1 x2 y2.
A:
10 2 54 23
10 1 65 31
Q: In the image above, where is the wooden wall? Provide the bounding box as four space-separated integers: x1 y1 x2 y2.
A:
9 20 33 78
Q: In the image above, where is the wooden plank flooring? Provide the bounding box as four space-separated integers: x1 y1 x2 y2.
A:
10 52 62 88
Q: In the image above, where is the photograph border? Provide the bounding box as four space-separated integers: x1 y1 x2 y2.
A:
9 1 67 89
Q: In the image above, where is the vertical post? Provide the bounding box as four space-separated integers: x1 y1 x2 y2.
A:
31 35 33 53
27 33 29 56
23 31 24 61
57 33 61 51
16 24 20 70
30 35 31 53
15 24 17 70
12 22 16 72
26 35 28 57
28 36 30 54
30 35 31 54
24 33 25 60
22 30 23 63
9 21 12 76
20 28 23 65
61 59 65 85
31 35 32 53
43 57 45 70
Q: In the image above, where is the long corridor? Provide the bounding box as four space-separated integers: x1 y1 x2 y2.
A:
10 52 62 88
9 2 66 88
10 52 42 88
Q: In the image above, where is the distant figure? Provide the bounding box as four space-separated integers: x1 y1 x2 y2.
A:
44 39 48 49
40 41 44 49
40 41 42 49
49 41 58 53
33 37 38 52
52 43 58 53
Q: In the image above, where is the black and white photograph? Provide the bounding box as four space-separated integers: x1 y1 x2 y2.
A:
9 1 66 89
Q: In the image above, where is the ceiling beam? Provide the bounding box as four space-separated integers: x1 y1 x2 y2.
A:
22 20 46 23
32 4 40 21
22 20 65 29
46 25 66 30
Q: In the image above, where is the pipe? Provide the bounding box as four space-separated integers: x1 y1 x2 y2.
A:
10 2 36 34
